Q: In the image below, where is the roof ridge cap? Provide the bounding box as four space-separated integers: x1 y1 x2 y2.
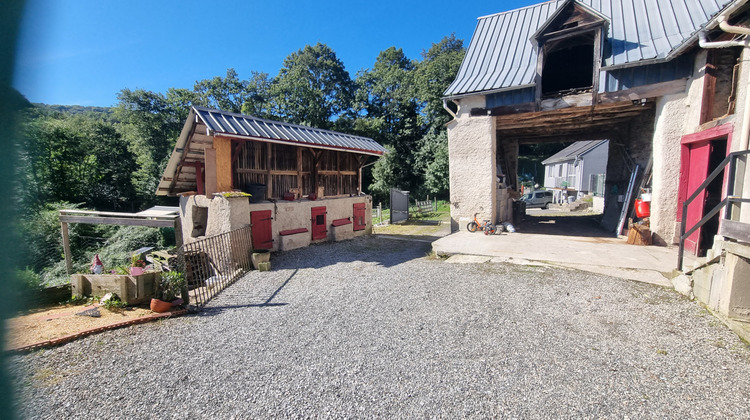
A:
477 0 561 20
192 106 374 140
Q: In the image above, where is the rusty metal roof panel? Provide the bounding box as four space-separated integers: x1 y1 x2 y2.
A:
445 0 734 97
193 106 386 155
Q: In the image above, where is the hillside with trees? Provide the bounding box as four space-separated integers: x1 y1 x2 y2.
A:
14 35 465 291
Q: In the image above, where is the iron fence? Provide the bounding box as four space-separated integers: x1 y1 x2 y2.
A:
177 225 253 308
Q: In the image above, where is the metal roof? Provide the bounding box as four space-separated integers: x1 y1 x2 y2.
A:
542 140 608 164
194 106 386 155
156 107 385 196
445 0 736 97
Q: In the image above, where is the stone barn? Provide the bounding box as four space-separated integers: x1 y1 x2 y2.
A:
444 0 750 320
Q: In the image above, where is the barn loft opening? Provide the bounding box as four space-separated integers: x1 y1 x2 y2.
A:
542 35 595 95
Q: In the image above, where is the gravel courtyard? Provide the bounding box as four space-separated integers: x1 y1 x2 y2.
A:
9 236 750 418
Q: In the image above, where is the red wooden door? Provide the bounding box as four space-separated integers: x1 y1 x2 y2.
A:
251 210 273 250
353 203 366 231
682 142 712 255
311 206 327 240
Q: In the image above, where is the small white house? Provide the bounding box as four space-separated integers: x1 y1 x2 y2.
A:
542 140 609 195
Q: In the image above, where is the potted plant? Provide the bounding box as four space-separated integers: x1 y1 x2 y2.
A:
151 271 187 313
130 253 146 276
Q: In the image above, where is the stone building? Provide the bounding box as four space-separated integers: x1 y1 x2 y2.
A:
157 106 385 251
444 0 750 320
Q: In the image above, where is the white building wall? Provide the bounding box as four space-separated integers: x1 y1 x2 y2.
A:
650 50 707 245
447 95 498 230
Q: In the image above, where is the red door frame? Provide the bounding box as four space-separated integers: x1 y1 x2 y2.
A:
677 123 733 254
311 206 327 240
250 210 273 250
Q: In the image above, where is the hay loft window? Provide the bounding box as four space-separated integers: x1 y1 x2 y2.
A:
542 35 595 95
533 2 607 102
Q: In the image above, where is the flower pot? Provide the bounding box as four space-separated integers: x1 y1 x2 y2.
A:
130 267 144 276
150 298 172 313
251 250 270 270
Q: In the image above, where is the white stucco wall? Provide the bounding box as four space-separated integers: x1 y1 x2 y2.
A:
179 194 372 251
650 51 707 245
731 47 750 224
447 95 497 230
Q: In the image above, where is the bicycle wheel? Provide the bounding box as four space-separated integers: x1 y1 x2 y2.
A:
466 222 478 232
484 223 496 235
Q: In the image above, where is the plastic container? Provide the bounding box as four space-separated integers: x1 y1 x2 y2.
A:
245 183 267 203
635 199 651 218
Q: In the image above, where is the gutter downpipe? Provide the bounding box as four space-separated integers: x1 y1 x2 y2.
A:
697 8 750 226
442 99 458 122
716 15 750 151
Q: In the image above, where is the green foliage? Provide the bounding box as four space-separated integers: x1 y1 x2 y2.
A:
156 271 186 302
16 35 465 291
419 131 450 197
97 226 165 270
18 110 137 210
270 43 354 129
101 293 127 310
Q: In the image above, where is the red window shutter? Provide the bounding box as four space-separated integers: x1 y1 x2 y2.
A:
251 210 273 250
353 203 366 231
311 206 327 240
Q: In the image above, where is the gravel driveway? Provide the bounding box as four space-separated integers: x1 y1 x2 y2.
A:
9 236 750 418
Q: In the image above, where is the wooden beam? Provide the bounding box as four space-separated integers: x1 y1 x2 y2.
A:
297 147 303 193
598 78 688 103
61 222 73 275
204 148 217 196
266 142 273 199
59 215 178 228
591 27 602 105
214 136 233 192
720 219 750 243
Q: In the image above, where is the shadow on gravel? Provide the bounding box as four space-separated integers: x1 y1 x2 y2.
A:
200 270 298 315
271 236 432 270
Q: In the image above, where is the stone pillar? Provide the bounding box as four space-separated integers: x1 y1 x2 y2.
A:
447 95 497 231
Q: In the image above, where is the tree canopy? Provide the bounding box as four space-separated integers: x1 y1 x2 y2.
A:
16 35 465 286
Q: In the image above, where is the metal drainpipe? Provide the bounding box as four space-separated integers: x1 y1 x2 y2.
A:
442 99 458 122
704 14 750 150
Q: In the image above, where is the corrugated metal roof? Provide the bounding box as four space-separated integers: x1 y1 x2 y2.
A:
445 0 735 97
194 106 386 155
542 140 608 164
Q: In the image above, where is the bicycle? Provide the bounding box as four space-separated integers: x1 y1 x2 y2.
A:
466 213 497 235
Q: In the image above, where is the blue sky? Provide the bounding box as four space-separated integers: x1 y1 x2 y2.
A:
13 0 538 107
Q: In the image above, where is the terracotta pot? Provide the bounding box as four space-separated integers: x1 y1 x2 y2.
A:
130 267 144 276
150 298 172 313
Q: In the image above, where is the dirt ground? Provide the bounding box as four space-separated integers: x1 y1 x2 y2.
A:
5 303 157 351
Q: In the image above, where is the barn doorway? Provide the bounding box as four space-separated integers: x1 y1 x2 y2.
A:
678 124 733 256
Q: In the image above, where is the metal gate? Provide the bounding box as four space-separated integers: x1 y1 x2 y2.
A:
390 188 409 224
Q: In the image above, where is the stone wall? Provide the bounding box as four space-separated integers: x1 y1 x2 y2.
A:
447 95 497 231
178 194 372 252
650 51 708 245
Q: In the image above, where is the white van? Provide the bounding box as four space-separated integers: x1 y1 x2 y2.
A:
521 190 554 209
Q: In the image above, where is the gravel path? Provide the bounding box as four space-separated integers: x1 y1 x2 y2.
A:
9 236 750 418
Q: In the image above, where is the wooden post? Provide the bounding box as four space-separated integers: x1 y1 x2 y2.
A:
61 221 73 275
297 147 303 194
266 142 273 199
214 136 233 192
204 148 217 196
173 218 183 249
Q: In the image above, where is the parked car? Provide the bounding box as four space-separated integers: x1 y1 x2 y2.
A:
521 190 554 209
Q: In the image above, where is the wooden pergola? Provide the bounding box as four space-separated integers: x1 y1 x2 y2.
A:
59 207 181 275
